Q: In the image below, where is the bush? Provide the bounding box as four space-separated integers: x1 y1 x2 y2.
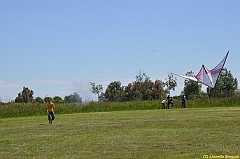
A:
0 97 240 118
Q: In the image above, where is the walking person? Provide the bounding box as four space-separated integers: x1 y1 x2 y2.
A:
182 95 186 108
46 98 55 124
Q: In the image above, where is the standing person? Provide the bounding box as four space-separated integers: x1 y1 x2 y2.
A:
167 96 174 109
46 98 55 124
167 95 170 109
161 99 166 109
182 95 186 108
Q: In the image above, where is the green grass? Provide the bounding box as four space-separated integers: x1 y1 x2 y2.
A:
0 107 240 159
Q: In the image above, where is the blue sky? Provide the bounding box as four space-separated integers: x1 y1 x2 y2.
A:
0 0 239 102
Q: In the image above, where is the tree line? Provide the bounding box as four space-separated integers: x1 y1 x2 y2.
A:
92 68 238 102
15 87 82 104
13 68 238 104
91 71 168 102
183 68 238 99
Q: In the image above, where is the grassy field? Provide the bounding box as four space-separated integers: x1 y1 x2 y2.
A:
0 107 240 159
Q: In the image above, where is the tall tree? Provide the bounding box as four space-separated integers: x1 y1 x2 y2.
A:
126 71 167 101
44 97 53 103
104 81 125 102
165 73 177 96
64 92 82 103
15 87 34 103
90 82 103 101
152 79 167 99
124 83 134 101
35 97 44 103
207 68 238 97
133 70 151 100
53 96 64 103
183 71 201 99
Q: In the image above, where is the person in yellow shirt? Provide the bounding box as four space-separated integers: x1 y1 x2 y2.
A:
46 98 55 124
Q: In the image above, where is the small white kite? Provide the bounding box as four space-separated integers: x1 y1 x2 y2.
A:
172 51 229 88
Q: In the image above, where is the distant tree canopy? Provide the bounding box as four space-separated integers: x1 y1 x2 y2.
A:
90 82 103 101
165 73 177 96
53 96 64 103
13 68 238 104
102 71 167 102
64 92 82 103
182 68 238 99
44 97 53 103
14 87 82 104
207 68 238 98
104 81 124 102
35 97 44 103
15 87 34 103
183 71 202 99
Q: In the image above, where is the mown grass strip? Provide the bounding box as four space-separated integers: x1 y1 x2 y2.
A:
0 107 239 159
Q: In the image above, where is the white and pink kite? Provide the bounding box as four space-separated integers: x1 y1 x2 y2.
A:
172 51 229 88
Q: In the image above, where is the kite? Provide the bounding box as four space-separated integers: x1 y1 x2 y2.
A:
172 51 229 88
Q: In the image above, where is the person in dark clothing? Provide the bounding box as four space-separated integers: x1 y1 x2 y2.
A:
182 95 186 108
167 95 174 109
